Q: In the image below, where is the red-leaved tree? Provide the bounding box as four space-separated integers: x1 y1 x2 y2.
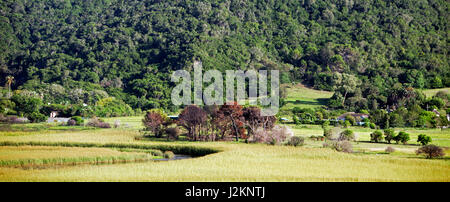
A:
217 102 245 141
142 109 169 137
177 105 207 141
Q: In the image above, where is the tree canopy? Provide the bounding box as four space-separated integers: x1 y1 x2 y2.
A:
0 0 448 111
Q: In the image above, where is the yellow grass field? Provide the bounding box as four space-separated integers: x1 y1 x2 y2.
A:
0 124 448 182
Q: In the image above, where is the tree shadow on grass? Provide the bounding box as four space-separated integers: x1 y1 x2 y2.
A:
286 98 329 106
135 135 191 143
357 141 421 147
405 156 450 161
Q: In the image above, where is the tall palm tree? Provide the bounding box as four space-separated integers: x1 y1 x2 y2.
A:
5 76 14 98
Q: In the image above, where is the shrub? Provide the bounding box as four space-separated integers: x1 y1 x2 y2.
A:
369 123 376 129
417 134 432 145
268 125 291 145
370 130 383 143
416 145 444 159
28 112 47 123
163 151 175 159
0 115 24 124
248 128 269 144
338 129 355 141
67 119 77 126
165 127 180 140
87 117 111 128
385 146 395 153
331 141 353 153
248 125 292 145
70 116 84 126
384 129 396 144
286 136 305 147
394 131 410 144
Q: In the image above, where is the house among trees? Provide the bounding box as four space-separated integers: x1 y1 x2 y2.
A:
50 111 58 118
432 109 440 117
168 115 179 120
47 111 70 123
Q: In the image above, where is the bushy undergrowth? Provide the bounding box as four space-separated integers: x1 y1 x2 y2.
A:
28 112 47 123
248 125 293 145
87 117 111 128
325 140 353 153
0 115 24 124
286 136 304 147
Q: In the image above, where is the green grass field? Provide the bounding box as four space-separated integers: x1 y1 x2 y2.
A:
281 83 333 114
0 116 448 182
422 87 450 97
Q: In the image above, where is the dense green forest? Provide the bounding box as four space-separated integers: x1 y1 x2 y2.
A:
0 0 448 114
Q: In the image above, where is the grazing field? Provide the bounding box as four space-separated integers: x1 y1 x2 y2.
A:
281 83 333 114
0 117 449 182
422 87 450 97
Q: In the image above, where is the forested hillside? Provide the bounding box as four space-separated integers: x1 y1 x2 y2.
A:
0 0 448 111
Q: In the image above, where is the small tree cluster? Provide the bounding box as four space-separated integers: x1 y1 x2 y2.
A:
175 103 276 142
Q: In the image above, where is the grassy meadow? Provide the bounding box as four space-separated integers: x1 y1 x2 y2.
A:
281 83 334 114
422 87 450 97
0 116 448 182
1 85 449 181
